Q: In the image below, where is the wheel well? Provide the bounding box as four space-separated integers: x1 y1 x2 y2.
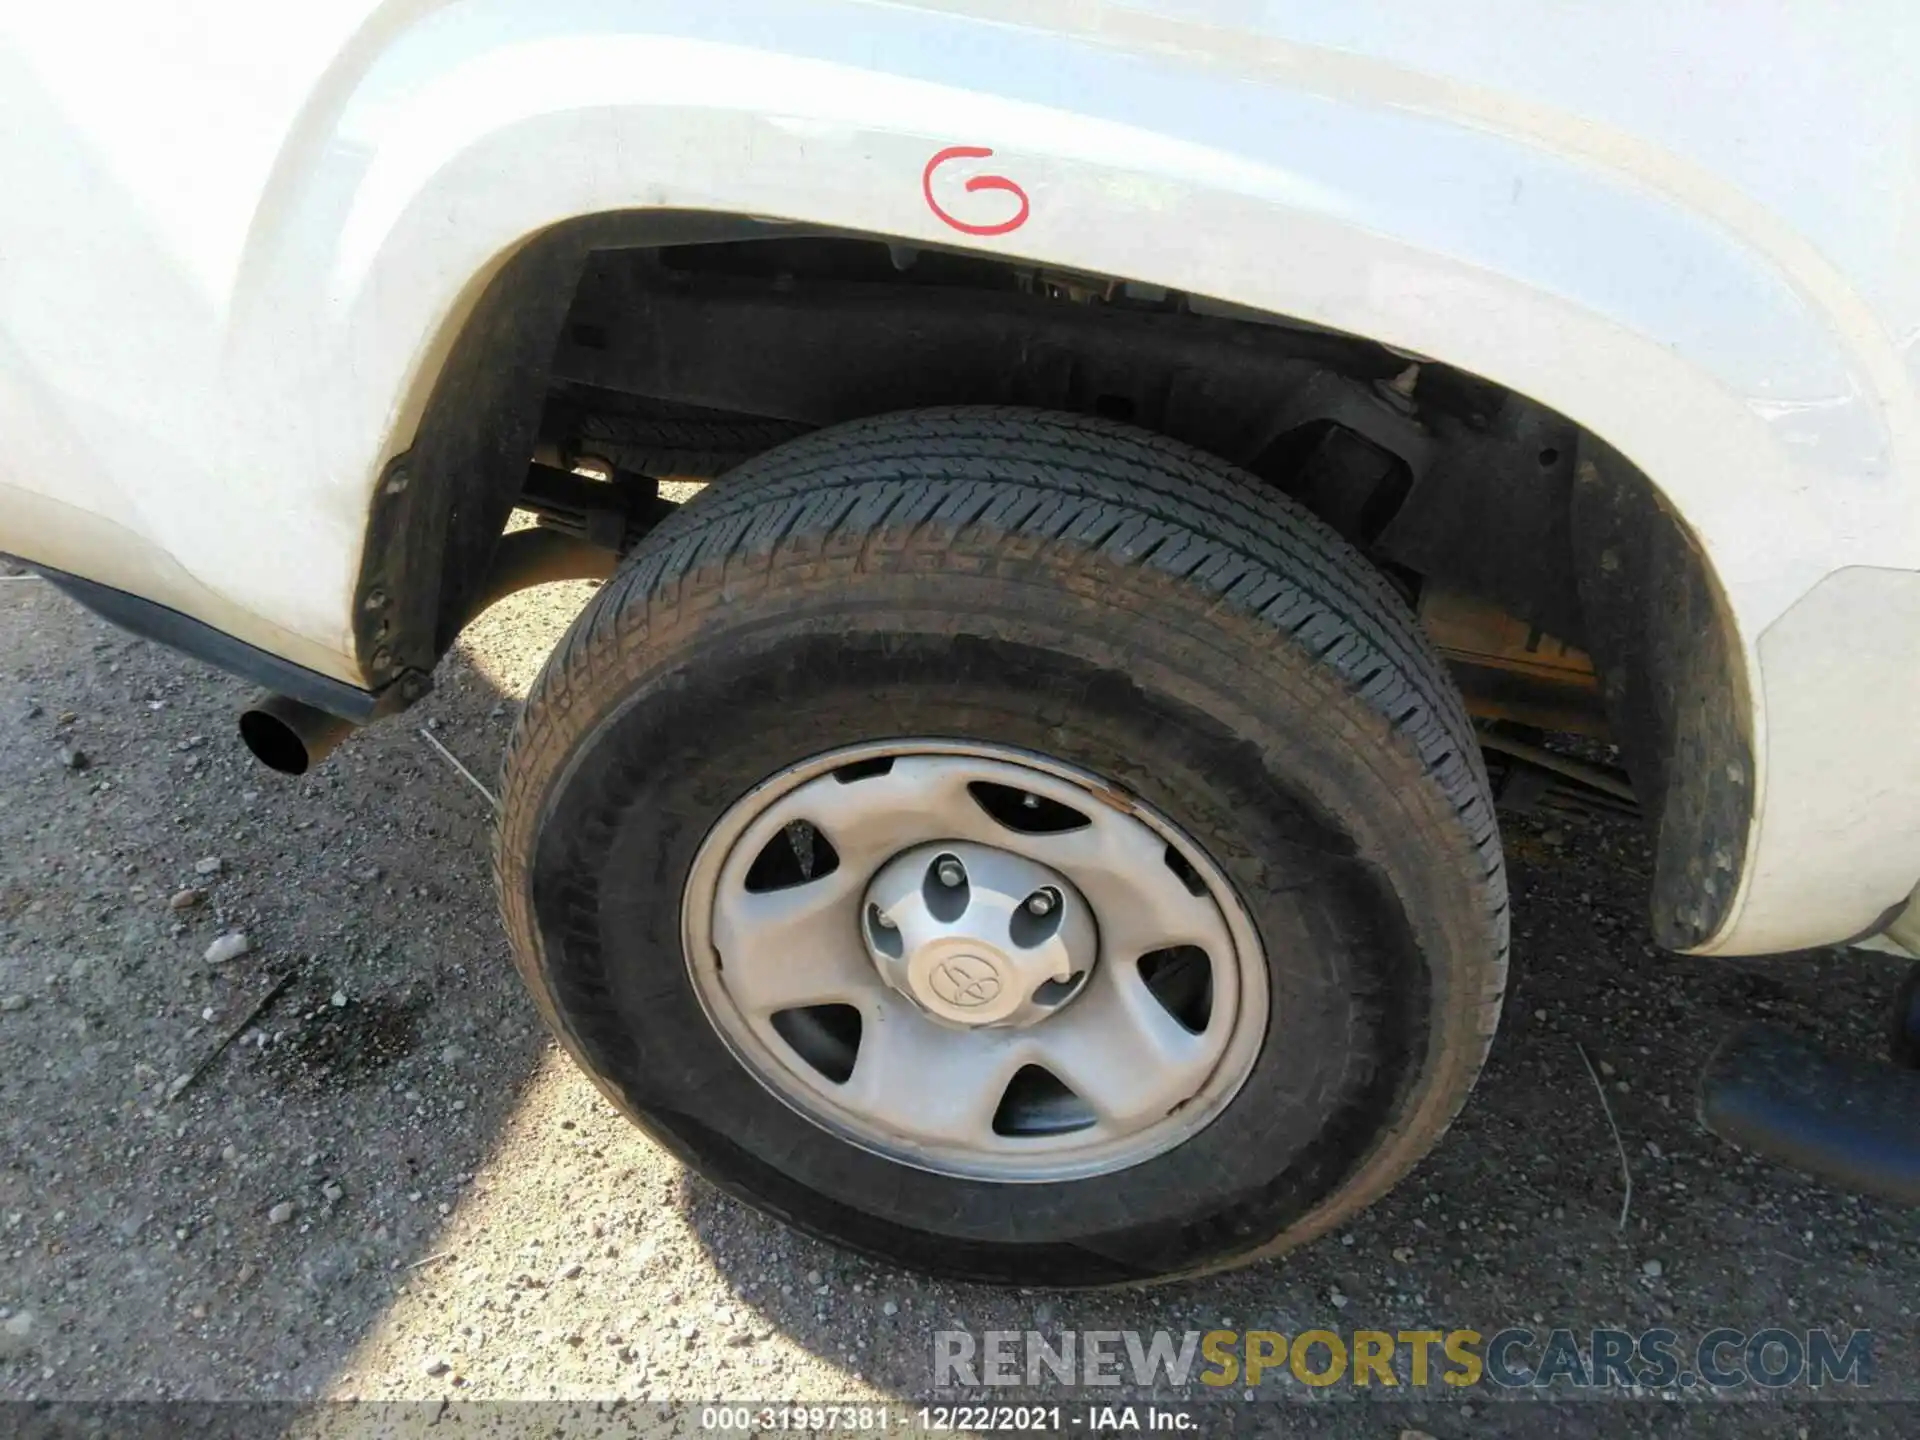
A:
365 216 1752 951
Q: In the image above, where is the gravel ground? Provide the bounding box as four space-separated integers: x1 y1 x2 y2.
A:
2 556 1916 1437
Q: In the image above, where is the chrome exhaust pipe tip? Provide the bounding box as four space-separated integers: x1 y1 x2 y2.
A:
239 693 358 775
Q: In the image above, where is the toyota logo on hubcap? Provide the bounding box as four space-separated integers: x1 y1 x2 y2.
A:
929 955 1003 1009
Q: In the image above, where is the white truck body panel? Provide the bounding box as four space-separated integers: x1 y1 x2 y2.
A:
2 2 1917 953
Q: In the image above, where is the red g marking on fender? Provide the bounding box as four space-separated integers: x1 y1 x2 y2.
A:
922 146 1030 236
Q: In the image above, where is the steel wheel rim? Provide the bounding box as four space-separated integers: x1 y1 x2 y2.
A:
681 740 1269 1182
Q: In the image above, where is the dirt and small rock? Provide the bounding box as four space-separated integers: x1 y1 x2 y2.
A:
202 932 251 966
0 566 1914 1436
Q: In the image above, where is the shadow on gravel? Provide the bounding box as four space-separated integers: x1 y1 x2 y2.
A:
0 577 549 1400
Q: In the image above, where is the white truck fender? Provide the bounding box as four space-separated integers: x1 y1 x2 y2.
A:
4 1 1919 951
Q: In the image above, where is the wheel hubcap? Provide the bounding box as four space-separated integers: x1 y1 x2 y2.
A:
681 742 1269 1182
863 841 1096 1028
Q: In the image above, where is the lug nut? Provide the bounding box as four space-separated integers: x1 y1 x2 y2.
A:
1021 793 1040 809
936 859 965 888
1026 891 1055 916
873 912 897 930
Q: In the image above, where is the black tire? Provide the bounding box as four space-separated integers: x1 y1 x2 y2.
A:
496 408 1507 1285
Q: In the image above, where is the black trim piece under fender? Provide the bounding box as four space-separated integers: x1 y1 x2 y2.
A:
1569 437 1753 951
28 564 382 723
